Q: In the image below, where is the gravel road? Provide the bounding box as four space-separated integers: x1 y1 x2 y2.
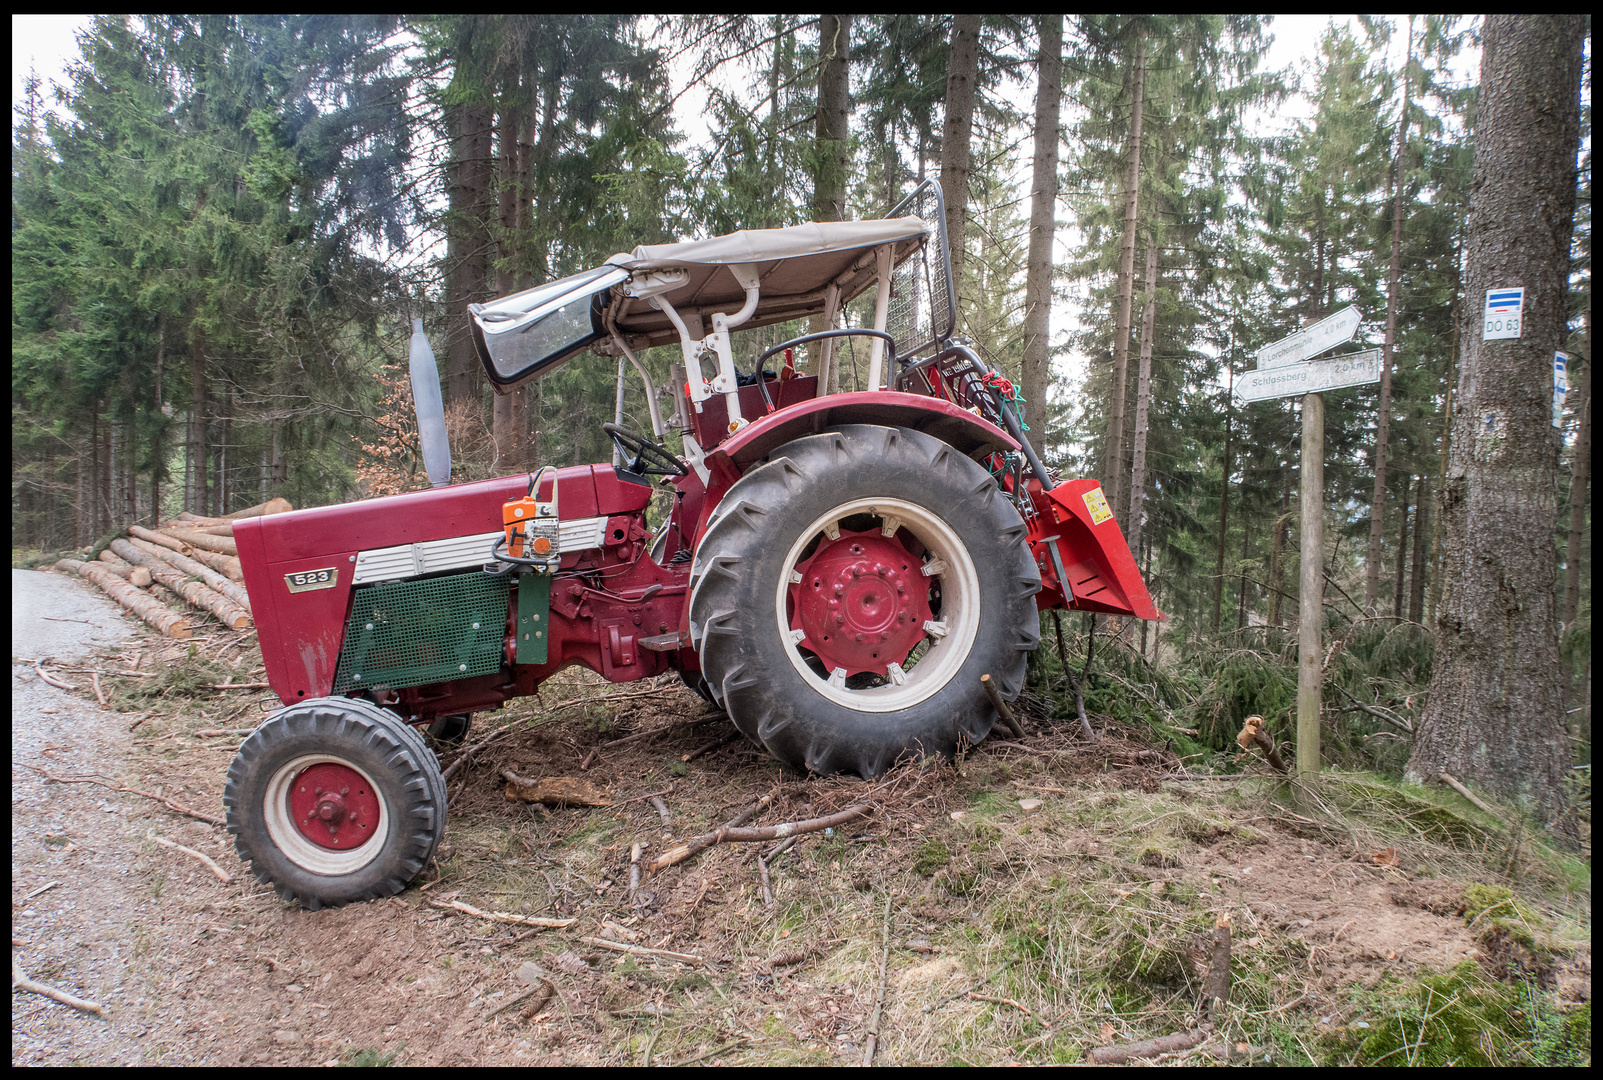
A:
12 569 157 1064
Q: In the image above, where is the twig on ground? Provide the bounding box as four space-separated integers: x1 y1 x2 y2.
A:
426 898 575 929
647 795 771 875
758 853 774 907
579 935 705 966
1087 1027 1214 1065
90 672 106 706
12 958 104 1016
148 830 231 883
629 843 643 894
615 785 675 806
671 1042 740 1067
968 992 1032 1016
649 801 868 875
863 891 894 1067
651 795 672 829
204 682 270 691
24 881 61 901
681 730 740 762
24 765 223 827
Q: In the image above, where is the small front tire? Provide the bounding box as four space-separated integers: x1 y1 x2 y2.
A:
224 697 447 910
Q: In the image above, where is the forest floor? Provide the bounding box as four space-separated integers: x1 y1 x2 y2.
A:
11 566 1592 1066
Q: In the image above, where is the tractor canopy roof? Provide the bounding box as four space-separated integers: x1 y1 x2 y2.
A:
471 216 931 385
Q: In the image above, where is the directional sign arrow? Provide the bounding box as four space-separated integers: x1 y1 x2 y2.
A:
1235 348 1382 402
1256 306 1363 369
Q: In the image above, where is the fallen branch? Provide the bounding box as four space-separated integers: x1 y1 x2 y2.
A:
1087 1027 1213 1066
25 765 224 827
981 673 1025 738
1235 715 1289 773
863 891 894 1067
579 935 706 966
1439 771 1508 827
148 830 232 883
1331 682 1414 733
629 842 644 893
12 958 103 1016
205 682 270 691
440 723 514 782
425 898 575 929
651 795 672 829
757 853 774 908
90 672 106 707
35 660 76 692
649 799 872 875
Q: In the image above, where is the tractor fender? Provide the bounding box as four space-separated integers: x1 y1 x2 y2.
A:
707 390 1018 475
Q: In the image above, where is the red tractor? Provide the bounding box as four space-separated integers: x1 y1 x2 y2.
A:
223 182 1158 908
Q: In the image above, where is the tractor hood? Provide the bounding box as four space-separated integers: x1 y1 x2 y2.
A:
471 217 930 386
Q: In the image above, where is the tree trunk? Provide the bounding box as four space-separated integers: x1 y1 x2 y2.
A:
1268 480 1291 628
1393 472 1412 618
1106 33 1146 516
189 324 207 515
1429 385 1454 624
1212 364 1234 632
1409 474 1430 622
1563 348 1589 626
1408 14 1583 827
940 14 981 302
492 90 528 474
1128 235 1158 550
1020 14 1063 427
1367 16 1414 609
814 15 852 224
446 101 493 407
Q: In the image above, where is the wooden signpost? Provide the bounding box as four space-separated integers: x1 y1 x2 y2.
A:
1237 310 1380 778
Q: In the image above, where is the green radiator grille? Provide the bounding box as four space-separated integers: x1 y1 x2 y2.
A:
332 571 511 693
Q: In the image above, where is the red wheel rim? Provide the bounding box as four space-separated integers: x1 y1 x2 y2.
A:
286 762 383 850
788 527 934 678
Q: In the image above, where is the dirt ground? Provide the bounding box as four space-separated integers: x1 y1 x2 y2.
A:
11 568 1591 1066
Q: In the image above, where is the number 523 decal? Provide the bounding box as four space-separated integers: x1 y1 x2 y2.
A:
285 567 338 593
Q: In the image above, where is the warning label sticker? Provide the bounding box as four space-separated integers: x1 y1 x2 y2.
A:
1082 487 1114 526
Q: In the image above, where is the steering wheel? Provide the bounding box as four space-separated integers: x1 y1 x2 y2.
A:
602 422 689 477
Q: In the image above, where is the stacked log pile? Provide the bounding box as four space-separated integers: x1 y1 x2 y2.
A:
51 497 291 638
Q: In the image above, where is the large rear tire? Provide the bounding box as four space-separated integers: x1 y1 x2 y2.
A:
689 425 1039 776
224 697 447 910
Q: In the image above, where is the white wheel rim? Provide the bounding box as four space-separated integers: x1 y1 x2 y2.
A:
262 755 391 876
775 497 980 712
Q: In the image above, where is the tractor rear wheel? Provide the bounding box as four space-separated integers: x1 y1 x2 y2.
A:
688 425 1039 776
224 697 447 909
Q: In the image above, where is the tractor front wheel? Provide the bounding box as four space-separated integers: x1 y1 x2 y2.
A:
688 425 1039 776
224 697 447 909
